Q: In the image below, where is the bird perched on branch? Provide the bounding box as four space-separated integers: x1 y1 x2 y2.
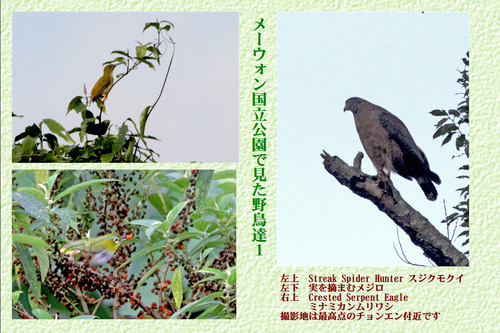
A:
91 64 116 106
344 97 441 201
61 233 127 267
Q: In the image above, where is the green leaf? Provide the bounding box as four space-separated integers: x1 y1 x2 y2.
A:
113 124 128 154
139 106 152 137
15 243 41 299
147 46 161 60
53 207 79 233
129 219 162 227
441 133 453 146
32 308 54 319
441 123 459 134
25 123 41 137
13 211 31 230
435 117 448 128
13 290 23 304
193 220 218 233
12 146 23 162
213 209 229 219
456 134 466 150
67 96 84 114
228 268 236 286
160 20 175 30
174 177 190 189
12 192 50 225
124 139 135 162
213 170 236 180
114 57 128 67
147 193 173 216
144 22 160 32
12 234 50 248
33 245 50 281
166 200 189 226
432 126 444 139
20 135 37 156
429 109 447 116
34 170 49 186
46 172 60 197
172 231 201 245
136 44 148 59
196 304 225 319
100 152 115 163
216 193 236 210
129 219 162 238
138 58 155 69
14 187 47 203
43 118 75 144
172 268 183 310
216 182 236 194
54 178 120 201
111 50 133 59
156 180 185 196
170 292 223 319
188 234 224 256
197 268 227 284
195 170 214 210
199 267 227 279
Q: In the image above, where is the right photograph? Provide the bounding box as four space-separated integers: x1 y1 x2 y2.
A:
277 12 469 266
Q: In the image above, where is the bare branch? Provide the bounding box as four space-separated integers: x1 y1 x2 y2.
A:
321 150 469 267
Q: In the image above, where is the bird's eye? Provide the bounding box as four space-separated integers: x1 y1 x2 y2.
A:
114 238 120 244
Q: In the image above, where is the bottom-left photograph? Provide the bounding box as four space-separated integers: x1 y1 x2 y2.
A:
12 169 236 319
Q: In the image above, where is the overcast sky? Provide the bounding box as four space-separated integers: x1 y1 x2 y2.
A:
277 12 469 266
12 12 239 162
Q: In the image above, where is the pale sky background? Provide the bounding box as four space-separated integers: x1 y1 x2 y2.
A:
277 12 469 266
12 12 239 162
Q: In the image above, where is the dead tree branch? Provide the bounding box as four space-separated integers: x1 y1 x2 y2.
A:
321 150 469 267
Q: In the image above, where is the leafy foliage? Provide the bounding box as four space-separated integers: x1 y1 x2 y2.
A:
430 51 469 253
12 169 236 319
12 20 175 163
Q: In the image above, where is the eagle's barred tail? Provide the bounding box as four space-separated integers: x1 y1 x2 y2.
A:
416 176 438 201
430 170 441 185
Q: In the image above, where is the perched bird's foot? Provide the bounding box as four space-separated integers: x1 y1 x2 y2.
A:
100 95 108 107
374 170 395 198
377 170 390 182
375 172 393 197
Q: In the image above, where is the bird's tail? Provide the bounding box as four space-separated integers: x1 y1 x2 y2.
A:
429 170 441 185
416 176 438 201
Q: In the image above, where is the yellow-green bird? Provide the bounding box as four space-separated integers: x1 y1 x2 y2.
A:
61 233 126 267
91 64 116 106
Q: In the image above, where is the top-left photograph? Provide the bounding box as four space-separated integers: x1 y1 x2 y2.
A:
12 12 239 163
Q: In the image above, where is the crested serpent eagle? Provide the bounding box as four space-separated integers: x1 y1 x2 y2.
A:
344 97 441 201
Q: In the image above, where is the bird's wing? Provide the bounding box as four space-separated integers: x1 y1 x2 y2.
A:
91 76 112 101
378 110 430 178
